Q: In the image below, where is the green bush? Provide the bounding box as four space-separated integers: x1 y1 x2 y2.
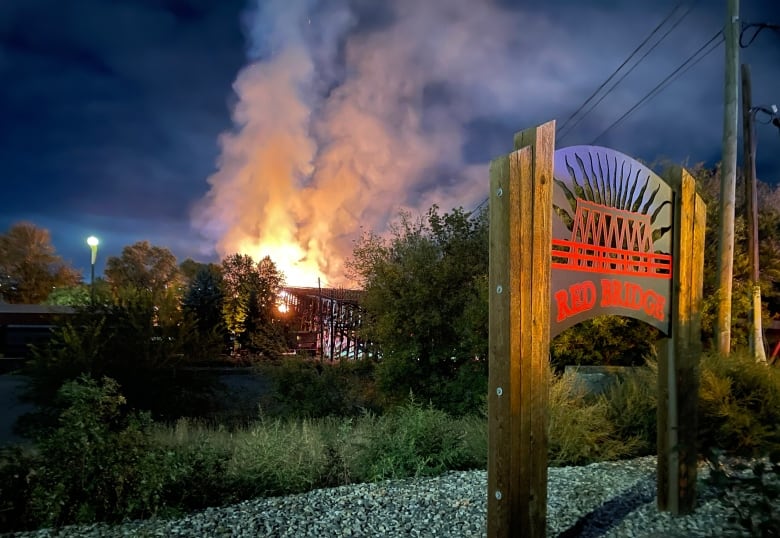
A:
0 446 41 532
155 420 233 512
260 357 380 418
22 290 223 424
551 315 659 369
603 362 658 456
455 410 488 469
548 369 640 466
354 398 469 481
699 351 780 457
28 376 170 527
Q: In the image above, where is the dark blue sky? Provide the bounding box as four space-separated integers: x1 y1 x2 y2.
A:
1 0 779 285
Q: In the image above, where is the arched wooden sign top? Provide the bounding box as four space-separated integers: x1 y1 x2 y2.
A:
550 146 674 337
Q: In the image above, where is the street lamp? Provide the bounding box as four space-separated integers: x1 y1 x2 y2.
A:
87 236 99 306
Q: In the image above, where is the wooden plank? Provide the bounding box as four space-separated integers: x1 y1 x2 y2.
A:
676 170 704 514
528 122 554 530
487 121 554 537
656 338 671 511
659 166 686 514
510 147 532 530
659 166 706 515
488 154 511 537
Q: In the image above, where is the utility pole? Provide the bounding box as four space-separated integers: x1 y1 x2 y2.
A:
716 0 740 356
741 64 768 363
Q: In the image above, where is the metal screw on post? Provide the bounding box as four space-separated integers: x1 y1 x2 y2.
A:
87 236 99 307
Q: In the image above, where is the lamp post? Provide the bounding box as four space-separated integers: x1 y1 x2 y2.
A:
87 236 99 306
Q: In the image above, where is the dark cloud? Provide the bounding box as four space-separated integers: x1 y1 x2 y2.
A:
1 0 779 282
1 0 247 274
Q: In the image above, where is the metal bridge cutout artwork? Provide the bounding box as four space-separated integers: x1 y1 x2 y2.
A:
550 146 674 337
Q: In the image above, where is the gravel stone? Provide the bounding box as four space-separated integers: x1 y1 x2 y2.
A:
5 456 761 537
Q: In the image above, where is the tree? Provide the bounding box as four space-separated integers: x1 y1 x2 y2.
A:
0 222 80 303
182 265 224 335
220 254 256 347
347 206 488 413
104 241 181 299
219 253 286 354
255 256 284 325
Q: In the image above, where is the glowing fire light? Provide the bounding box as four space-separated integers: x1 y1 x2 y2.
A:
277 290 291 314
238 239 327 288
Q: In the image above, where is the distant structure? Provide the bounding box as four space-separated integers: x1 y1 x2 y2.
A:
280 287 370 360
0 304 75 368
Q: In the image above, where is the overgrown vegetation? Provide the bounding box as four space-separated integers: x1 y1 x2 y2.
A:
3 180 780 534
698 351 780 457
3 349 780 533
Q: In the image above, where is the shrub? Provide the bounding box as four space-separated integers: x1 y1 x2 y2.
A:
699 351 780 457
0 446 41 532
455 410 488 469
548 369 640 466
28 376 170 527
154 419 233 511
226 418 328 498
260 357 380 418
603 361 658 456
551 315 659 369
354 398 468 481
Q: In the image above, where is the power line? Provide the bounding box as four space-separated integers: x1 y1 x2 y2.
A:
556 1 687 139
591 29 724 145
558 1 698 143
740 22 780 48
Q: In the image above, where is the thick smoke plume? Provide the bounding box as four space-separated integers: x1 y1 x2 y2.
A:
193 0 549 287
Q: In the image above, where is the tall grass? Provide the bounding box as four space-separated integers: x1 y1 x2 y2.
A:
6 349 780 533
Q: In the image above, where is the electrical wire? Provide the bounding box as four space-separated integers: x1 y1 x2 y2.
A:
740 22 780 48
558 1 698 143
556 1 688 139
591 29 724 145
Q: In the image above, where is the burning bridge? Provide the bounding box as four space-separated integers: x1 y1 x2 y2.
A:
278 286 371 360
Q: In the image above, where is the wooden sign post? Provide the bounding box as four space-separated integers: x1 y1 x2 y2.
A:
487 123 706 536
657 166 706 514
488 121 554 537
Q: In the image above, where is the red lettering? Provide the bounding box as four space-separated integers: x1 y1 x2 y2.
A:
555 281 598 322
625 283 642 309
571 281 596 312
642 290 665 321
600 279 623 307
554 289 573 322
599 279 666 322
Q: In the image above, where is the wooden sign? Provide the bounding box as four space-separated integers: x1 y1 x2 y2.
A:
488 123 706 537
550 146 674 338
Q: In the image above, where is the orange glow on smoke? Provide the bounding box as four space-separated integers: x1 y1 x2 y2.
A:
236 238 327 288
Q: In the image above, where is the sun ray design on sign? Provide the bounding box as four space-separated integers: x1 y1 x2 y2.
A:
551 148 673 278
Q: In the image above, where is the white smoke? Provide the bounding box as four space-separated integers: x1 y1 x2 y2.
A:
193 0 562 286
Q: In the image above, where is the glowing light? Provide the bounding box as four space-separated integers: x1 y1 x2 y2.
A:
278 303 289 313
237 239 326 288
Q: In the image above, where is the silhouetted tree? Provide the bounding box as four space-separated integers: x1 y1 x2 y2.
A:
104 241 181 301
183 265 225 335
0 222 80 303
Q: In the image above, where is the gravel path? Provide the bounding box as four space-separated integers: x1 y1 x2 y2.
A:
6 456 758 537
